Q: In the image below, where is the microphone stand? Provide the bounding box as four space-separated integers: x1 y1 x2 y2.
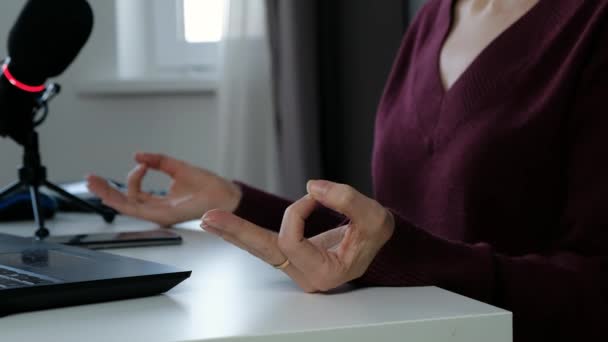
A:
0 83 115 239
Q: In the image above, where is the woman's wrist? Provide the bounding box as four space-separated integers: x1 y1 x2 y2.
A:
224 181 243 213
380 209 396 245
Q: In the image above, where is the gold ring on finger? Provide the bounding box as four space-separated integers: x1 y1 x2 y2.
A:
272 259 290 270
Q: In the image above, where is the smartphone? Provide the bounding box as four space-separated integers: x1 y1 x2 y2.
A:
44 230 183 250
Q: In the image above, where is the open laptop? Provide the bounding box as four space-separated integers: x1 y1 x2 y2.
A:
0 232 191 316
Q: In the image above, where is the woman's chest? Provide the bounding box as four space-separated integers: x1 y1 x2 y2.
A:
439 0 541 92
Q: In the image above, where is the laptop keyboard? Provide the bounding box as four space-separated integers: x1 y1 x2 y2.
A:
0 265 55 289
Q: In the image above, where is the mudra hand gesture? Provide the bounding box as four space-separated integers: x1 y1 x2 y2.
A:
202 180 395 292
87 153 242 227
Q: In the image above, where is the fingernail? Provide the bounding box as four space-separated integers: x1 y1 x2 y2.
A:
307 180 329 196
201 214 221 234
201 221 219 235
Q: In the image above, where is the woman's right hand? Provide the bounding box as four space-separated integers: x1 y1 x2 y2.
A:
86 152 242 226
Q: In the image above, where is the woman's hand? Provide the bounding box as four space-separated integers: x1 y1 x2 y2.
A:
87 152 241 226
201 180 394 292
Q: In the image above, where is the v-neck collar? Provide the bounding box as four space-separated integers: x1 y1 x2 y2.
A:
436 0 546 97
410 0 561 152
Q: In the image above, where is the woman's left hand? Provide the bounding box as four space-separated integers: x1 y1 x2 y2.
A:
200 180 395 292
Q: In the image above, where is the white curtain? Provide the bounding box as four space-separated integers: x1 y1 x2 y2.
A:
216 0 280 194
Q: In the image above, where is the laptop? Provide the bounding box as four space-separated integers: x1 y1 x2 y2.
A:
0 232 191 316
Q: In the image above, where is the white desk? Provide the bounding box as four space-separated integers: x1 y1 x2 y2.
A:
0 214 512 342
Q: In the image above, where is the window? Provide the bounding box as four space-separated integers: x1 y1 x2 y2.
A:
152 0 226 71
79 0 225 95
183 0 225 43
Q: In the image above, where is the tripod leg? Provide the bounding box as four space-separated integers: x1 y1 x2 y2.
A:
44 181 115 223
29 185 50 240
0 180 23 200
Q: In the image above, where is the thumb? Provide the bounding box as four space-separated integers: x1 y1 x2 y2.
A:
306 180 372 223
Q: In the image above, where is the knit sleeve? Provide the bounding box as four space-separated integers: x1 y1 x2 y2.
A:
356 14 608 342
356 209 606 339
233 181 345 236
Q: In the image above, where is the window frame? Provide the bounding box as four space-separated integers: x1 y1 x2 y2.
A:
151 0 221 71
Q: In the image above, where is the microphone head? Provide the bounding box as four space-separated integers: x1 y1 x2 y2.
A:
7 0 94 84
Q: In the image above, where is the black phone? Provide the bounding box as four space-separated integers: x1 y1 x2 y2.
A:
44 230 183 249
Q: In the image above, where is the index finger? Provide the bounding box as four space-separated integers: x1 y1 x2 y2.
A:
87 174 175 224
86 174 135 215
307 180 376 224
134 153 182 177
278 195 327 275
127 164 147 200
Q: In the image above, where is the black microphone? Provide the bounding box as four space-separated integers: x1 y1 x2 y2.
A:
0 0 94 143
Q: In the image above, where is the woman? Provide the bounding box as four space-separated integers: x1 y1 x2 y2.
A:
88 0 608 340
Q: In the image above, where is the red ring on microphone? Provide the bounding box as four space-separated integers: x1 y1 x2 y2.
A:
2 62 46 93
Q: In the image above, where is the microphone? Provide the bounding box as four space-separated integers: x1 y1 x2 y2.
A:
0 0 113 239
0 0 94 144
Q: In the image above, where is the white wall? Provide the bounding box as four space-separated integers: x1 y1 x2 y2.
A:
0 0 219 190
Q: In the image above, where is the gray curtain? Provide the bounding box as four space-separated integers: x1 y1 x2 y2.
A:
267 0 411 199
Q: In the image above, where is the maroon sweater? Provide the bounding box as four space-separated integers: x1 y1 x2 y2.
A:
235 0 608 340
